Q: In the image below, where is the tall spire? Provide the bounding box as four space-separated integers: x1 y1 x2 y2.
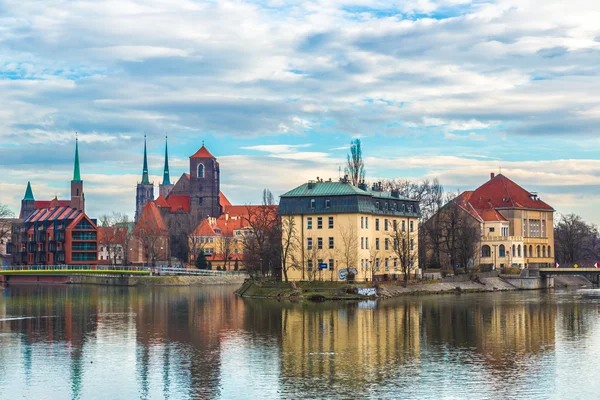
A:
23 181 35 201
162 135 171 185
141 135 150 184
73 134 81 182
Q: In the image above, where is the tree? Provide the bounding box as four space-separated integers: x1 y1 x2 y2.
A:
234 259 239 271
389 227 417 285
555 214 600 264
196 250 209 269
280 215 300 282
344 139 365 186
216 235 234 271
338 222 358 276
368 240 380 282
0 203 14 249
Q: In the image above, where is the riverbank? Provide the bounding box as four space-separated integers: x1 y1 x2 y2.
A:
235 276 535 301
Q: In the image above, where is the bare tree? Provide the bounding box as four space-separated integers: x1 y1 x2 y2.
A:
116 214 134 265
98 213 126 264
555 213 600 264
281 215 300 282
216 235 234 270
388 227 417 285
0 203 14 248
368 241 380 282
338 222 358 274
344 139 365 186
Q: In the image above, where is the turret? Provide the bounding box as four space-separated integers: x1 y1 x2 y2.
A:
70 136 85 212
20 181 36 219
159 136 174 198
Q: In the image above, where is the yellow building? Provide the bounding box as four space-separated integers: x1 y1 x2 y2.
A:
451 173 555 269
279 180 420 282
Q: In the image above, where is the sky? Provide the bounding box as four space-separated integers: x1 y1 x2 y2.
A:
2 0 600 223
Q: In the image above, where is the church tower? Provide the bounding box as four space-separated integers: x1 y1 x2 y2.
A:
135 136 155 223
189 143 221 219
70 137 85 212
20 181 36 219
159 136 174 198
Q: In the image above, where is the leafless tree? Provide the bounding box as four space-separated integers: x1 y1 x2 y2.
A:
344 139 365 186
368 241 380 281
0 203 14 249
555 213 600 264
281 215 300 282
388 228 417 285
216 235 234 270
338 222 358 274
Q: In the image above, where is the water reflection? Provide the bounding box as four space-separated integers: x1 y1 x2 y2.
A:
0 286 599 399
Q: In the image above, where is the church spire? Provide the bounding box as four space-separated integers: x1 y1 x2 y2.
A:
162 136 171 185
142 135 150 184
73 135 81 182
23 181 35 201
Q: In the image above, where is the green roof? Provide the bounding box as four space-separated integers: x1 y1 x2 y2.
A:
162 136 171 185
141 136 150 184
281 182 370 197
73 138 81 182
23 181 35 201
372 191 413 201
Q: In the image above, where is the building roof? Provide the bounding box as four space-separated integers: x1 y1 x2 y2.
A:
135 201 167 233
281 181 370 197
220 192 232 207
73 137 81 182
162 136 171 185
23 181 34 201
23 206 84 224
165 195 190 213
452 174 553 223
470 174 553 211
155 194 170 208
141 136 150 184
190 145 215 159
32 200 72 211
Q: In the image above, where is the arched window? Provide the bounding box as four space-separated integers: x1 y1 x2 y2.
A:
512 244 516 257
499 244 506 257
518 245 522 257
524 245 527 257
536 245 541 258
529 245 533 258
482 245 491 258
197 163 205 178
548 246 552 258
542 246 546 258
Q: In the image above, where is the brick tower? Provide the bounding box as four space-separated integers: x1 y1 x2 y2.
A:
189 143 221 219
19 181 36 219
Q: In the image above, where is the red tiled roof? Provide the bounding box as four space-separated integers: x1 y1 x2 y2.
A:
34 200 71 209
135 202 168 234
165 195 190 213
23 206 85 224
190 146 215 159
155 195 170 208
453 174 552 222
183 173 190 180
192 219 218 236
219 192 232 207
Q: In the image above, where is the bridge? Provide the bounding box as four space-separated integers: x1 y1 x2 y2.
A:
532 267 600 285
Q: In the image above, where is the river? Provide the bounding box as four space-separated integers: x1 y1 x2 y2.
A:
1 284 599 399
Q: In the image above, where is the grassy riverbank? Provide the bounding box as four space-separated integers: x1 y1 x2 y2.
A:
236 276 520 301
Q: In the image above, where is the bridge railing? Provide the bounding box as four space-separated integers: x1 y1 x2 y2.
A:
1 265 148 272
154 266 247 276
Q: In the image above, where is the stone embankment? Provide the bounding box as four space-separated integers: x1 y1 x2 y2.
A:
377 277 517 298
71 274 247 286
554 275 593 288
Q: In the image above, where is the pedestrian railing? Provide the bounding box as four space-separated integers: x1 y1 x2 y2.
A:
154 266 247 276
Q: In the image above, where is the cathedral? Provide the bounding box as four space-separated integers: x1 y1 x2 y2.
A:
135 137 226 225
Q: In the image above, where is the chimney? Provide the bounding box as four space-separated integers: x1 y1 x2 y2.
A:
391 189 400 198
490 172 495 180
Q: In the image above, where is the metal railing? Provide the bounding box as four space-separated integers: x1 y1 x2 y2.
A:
154 266 247 276
1 265 148 272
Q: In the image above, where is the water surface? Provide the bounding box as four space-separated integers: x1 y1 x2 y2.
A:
1 284 599 399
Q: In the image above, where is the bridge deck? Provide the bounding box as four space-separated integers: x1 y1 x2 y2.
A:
539 268 600 274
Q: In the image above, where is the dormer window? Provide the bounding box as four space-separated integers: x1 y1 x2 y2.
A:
310 199 316 209
197 163 205 178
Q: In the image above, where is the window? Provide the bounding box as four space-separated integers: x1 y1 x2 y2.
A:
317 237 323 249
408 205 413 213
197 163 205 178
365 237 369 249
361 259 365 270
499 244 506 257
376 258 380 271
375 201 380 209
536 245 541 258
548 246 552 258
375 219 380 231
529 245 533 257
317 217 323 229
328 259 334 270
310 199 316 209
307 217 312 230
542 246 546 257
385 258 389 271
325 199 331 208
410 239 414 251
530 220 540 237
385 238 390 250
489 227 495 233
361 217 364 229
384 219 389 231
402 204 406 212
328 217 334 229
307 238 313 250
394 258 398 270
375 238 380 250
385 202 389 210
393 220 397 231
361 237 364 249
307 259 313 271
482 245 491 257
365 217 369 229
541 219 546 237
512 244 516 256
198 197 203 204
518 245 521 257
328 237 334 249
524 245 528 257
402 221 406 232
410 221 414 233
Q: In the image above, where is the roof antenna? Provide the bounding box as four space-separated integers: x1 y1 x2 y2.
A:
202 140 205 146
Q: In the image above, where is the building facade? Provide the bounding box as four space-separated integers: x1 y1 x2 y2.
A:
11 206 98 265
279 180 421 282
428 173 555 270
